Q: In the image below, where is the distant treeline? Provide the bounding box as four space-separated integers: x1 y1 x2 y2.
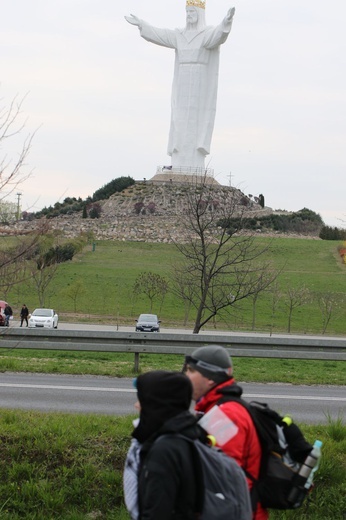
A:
24 176 135 220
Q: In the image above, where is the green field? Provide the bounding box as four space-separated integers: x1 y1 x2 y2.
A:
6 237 346 335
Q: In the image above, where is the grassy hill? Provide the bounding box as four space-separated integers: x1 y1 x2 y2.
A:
7 236 346 336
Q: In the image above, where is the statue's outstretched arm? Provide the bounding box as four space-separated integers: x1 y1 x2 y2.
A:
124 14 141 27
224 7 235 23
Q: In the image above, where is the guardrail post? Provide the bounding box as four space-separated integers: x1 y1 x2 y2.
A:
134 352 140 373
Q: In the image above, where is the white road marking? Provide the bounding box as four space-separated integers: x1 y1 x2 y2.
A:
0 383 135 393
244 394 346 401
0 383 344 401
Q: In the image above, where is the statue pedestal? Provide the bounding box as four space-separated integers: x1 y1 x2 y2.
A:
150 166 219 186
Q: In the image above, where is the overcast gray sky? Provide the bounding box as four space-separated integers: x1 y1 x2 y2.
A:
1 0 345 227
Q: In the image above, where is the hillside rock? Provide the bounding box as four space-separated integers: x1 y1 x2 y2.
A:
10 179 270 243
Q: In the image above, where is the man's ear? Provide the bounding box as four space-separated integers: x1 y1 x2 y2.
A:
207 378 217 390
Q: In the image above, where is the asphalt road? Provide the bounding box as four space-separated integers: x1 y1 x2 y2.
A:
0 372 344 424
8 319 346 339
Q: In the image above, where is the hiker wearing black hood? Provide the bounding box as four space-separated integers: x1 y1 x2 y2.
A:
123 370 200 520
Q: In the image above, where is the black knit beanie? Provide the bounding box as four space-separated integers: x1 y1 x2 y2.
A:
132 370 193 443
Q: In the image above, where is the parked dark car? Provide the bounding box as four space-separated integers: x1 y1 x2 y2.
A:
135 314 161 332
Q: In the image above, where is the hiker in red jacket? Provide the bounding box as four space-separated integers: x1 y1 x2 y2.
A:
184 344 269 520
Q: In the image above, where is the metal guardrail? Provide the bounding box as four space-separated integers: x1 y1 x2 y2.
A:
0 329 345 372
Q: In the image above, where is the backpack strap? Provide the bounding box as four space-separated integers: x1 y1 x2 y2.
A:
159 433 204 519
216 394 285 451
215 394 268 513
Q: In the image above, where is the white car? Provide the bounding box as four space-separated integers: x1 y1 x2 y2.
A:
28 308 59 329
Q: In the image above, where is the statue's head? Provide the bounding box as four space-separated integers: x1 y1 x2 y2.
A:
186 0 205 8
186 0 206 30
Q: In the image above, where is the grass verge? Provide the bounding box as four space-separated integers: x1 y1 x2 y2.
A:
0 410 344 519
0 349 345 385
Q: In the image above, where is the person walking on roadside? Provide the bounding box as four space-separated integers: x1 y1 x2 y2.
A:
20 304 29 327
4 304 13 327
123 370 202 520
184 344 269 520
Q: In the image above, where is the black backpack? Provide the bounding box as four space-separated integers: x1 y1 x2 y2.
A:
217 389 314 511
162 433 252 520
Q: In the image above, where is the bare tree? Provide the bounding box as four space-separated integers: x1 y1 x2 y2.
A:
172 269 194 326
171 175 278 333
0 93 36 200
63 279 86 313
30 261 58 307
248 271 281 331
282 286 311 333
0 221 50 295
0 92 44 295
27 234 59 307
316 292 344 334
171 269 194 326
133 272 169 312
26 232 89 307
269 281 282 336
0 262 26 300
0 201 17 223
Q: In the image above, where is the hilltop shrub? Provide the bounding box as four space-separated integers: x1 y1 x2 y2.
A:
134 202 144 215
319 226 346 240
34 197 84 220
30 177 135 220
219 208 323 235
92 176 135 202
87 202 101 219
147 202 156 214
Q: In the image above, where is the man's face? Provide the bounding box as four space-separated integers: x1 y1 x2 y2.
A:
186 7 198 26
185 365 215 401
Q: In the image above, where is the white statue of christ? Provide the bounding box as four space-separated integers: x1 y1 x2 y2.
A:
125 1 235 172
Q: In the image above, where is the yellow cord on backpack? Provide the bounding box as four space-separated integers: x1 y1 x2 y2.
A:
207 435 217 447
282 416 293 426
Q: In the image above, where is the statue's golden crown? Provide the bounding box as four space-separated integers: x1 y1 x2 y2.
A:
186 0 206 9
